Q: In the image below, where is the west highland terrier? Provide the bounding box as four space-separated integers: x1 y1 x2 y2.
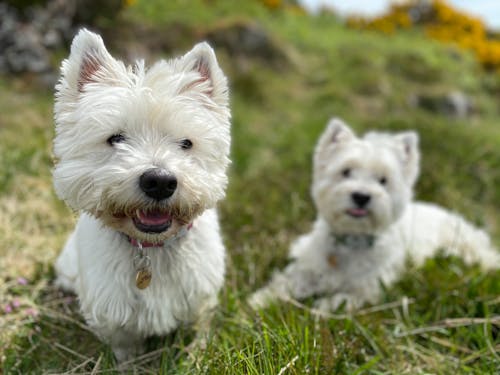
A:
53 29 231 361
250 118 500 312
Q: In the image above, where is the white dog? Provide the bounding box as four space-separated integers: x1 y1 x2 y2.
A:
53 29 230 362
250 118 500 312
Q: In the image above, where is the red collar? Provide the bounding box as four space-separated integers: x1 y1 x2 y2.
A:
128 223 193 248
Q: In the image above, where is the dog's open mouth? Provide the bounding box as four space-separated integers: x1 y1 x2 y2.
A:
132 209 172 233
346 208 369 218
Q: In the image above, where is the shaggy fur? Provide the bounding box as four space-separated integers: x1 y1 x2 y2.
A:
250 118 500 312
53 29 230 362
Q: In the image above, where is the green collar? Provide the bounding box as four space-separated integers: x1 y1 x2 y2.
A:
332 233 376 249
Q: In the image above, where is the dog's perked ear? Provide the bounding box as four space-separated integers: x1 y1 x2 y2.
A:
394 132 420 186
57 28 122 96
315 117 355 155
177 42 229 107
326 118 356 144
313 117 356 172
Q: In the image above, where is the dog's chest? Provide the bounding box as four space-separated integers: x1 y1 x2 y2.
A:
325 231 406 282
327 237 377 271
98 253 212 336
327 248 378 279
131 274 204 334
135 248 213 305
80 239 222 336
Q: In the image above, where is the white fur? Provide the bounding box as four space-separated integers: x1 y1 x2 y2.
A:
53 29 230 361
250 118 500 312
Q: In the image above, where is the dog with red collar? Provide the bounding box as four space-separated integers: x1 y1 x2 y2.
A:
53 29 231 363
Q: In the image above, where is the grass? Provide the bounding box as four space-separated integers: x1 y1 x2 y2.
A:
1 1 500 373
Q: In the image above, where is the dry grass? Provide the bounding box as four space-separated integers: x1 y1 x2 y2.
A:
0 176 73 280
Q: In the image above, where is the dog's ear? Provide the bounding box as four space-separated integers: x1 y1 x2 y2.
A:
317 117 356 152
394 131 420 186
326 118 356 144
178 42 229 107
314 117 356 168
57 28 120 95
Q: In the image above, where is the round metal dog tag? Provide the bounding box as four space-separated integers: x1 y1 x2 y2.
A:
327 254 338 268
136 268 152 289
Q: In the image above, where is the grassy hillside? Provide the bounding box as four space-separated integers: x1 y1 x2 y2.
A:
1 1 500 373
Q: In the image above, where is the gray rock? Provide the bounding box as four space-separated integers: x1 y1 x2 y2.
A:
408 90 474 118
445 90 473 118
205 21 288 68
0 1 78 84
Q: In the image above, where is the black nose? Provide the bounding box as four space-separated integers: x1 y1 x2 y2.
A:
139 169 177 201
351 192 371 208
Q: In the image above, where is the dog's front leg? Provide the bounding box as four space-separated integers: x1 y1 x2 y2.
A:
314 293 363 312
94 326 145 364
111 330 145 363
314 278 382 313
249 262 326 309
248 270 295 309
186 295 218 354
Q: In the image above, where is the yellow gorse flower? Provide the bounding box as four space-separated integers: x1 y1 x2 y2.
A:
347 0 500 71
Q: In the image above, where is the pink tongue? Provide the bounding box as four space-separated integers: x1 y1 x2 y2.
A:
348 208 368 217
137 210 171 226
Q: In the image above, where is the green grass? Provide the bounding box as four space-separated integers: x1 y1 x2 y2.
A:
1 1 500 373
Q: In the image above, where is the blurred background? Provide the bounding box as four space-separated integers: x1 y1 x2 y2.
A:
1 0 500 373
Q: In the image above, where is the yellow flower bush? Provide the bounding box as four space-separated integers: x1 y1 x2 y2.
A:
261 0 282 9
259 0 306 15
347 5 412 34
348 0 500 70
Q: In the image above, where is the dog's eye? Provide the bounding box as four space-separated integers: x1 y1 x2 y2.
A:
107 134 126 146
342 168 351 178
179 139 193 150
379 176 387 185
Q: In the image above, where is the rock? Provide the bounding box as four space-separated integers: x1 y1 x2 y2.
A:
204 21 288 68
0 0 123 87
4 24 51 73
445 91 473 118
0 2 69 81
408 90 474 118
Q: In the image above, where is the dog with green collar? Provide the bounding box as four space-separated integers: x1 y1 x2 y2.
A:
250 118 500 312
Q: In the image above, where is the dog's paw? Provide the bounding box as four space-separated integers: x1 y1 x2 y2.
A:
248 271 293 310
314 293 362 313
247 287 275 309
54 274 77 293
112 342 146 365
